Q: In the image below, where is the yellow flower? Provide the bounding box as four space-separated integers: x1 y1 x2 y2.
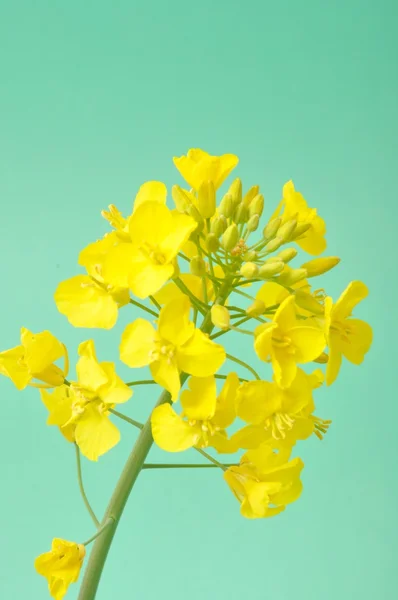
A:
230 368 329 451
35 538 85 600
0 328 67 390
151 373 239 452
173 148 239 191
120 297 226 400
41 340 132 460
254 295 326 388
224 443 304 518
325 281 372 385
55 234 130 329
273 180 326 255
103 202 196 299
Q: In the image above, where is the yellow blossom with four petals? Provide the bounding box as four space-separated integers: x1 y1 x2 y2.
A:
173 148 239 191
35 538 85 600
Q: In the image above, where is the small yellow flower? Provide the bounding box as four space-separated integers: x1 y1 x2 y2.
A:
120 297 226 400
230 368 329 451
151 373 239 452
35 538 85 600
173 148 239 191
0 328 67 390
55 234 130 329
273 180 326 255
103 202 196 299
254 295 326 388
325 281 372 385
41 340 132 460
224 443 304 519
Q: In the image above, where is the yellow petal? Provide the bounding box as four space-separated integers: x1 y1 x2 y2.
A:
289 326 326 363
128 253 174 299
54 275 118 329
98 362 133 405
254 323 277 361
159 211 197 260
236 380 279 424
0 345 31 390
274 295 297 331
272 346 297 389
177 330 225 376
102 243 135 290
21 328 64 375
339 319 373 364
229 425 268 450
41 386 73 427
150 358 181 401
213 372 240 429
133 181 167 212
158 297 194 347
333 281 369 320
326 332 343 386
75 406 120 461
180 376 217 420
151 404 200 451
76 341 108 391
153 274 203 306
120 319 156 367
78 234 121 278
256 282 289 310
173 149 239 190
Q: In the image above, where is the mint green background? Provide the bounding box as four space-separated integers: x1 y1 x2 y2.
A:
0 1 396 599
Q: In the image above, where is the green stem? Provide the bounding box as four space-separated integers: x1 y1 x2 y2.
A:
195 447 228 471
226 353 261 380
77 277 234 600
173 277 207 314
82 518 115 547
142 463 237 469
149 295 161 311
109 409 144 430
129 299 158 318
125 379 156 387
75 444 100 528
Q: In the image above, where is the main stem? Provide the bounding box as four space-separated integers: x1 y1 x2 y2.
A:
77 277 233 600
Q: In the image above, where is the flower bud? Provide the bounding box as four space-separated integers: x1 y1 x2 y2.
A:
314 352 329 364
197 181 216 219
242 250 257 262
211 215 228 237
189 255 207 277
278 219 297 242
277 248 298 263
294 290 324 315
233 203 249 224
172 185 195 212
264 237 283 253
240 262 259 278
211 305 230 330
243 185 260 208
205 233 220 253
247 214 260 232
292 222 312 239
265 256 283 264
246 299 266 317
221 224 239 251
301 257 340 277
248 193 264 217
187 203 203 224
259 261 284 278
277 268 307 286
219 193 234 218
263 217 281 241
228 178 242 206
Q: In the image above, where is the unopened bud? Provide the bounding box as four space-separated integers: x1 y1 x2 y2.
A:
197 181 216 219
233 203 249 224
247 214 260 232
219 193 234 218
301 257 341 277
265 256 283 264
243 185 260 208
277 248 298 263
314 352 329 364
228 178 242 206
205 233 220 253
242 250 257 262
246 299 266 317
211 215 228 237
294 290 324 315
187 203 203 224
292 222 312 239
240 262 259 279
221 224 239 251
264 237 283 253
248 193 264 218
172 185 195 212
277 268 307 286
278 219 297 242
190 256 206 277
211 305 230 330
263 217 282 241
259 262 284 278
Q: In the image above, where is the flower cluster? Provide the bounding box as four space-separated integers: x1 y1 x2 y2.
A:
0 148 372 600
